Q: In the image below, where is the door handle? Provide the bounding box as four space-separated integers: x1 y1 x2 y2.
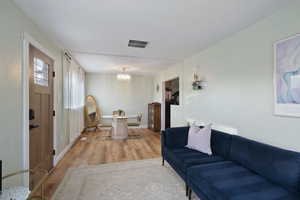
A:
29 124 40 130
29 109 35 120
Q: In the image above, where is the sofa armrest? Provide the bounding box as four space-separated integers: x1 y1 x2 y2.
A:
161 130 166 158
163 127 190 149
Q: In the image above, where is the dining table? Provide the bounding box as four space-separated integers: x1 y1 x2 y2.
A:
102 115 138 119
102 115 138 139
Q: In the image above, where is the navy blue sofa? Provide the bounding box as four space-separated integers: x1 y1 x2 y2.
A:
161 127 233 196
161 127 300 200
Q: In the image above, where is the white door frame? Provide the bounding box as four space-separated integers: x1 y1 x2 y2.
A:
161 81 166 131
21 32 57 186
161 76 180 130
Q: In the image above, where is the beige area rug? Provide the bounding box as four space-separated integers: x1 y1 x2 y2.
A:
53 158 200 200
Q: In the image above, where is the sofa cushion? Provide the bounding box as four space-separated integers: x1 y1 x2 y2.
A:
165 147 224 174
211 130 232 159
164 149 187 181
164 127 189 149
187 161 299 200
164 126 233 155
230 135 300 194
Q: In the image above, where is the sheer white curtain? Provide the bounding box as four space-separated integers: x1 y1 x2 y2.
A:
70 66 85 142
63 53 85 145
63 54 71 146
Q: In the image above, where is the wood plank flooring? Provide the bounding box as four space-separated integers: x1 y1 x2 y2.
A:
43 128 161 199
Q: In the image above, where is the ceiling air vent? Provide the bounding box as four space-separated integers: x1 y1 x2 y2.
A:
128 40 148 48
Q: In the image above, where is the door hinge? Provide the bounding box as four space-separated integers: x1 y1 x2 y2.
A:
53 110 56 117
52 149 56 156
53 71 56 78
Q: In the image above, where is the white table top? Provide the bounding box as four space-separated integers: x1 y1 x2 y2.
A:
102 115 138 119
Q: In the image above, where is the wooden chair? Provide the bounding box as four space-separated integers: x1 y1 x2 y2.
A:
112 109 126 116
128 113 142 127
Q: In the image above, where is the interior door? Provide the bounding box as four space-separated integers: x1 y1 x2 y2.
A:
29 44 54 190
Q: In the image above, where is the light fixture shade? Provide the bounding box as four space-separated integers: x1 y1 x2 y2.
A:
117 73 131 80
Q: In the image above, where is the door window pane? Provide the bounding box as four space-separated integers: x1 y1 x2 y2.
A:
34 57 49 87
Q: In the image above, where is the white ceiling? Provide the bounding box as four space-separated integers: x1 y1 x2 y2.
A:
14 0 293 74
72 52 178 75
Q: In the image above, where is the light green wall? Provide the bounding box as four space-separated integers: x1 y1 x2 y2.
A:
86 73 154 126
0 0 68 186
156 1 300 151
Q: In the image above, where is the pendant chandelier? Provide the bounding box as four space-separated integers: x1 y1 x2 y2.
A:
117 67 131 80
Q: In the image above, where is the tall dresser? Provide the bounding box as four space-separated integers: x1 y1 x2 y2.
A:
148 103 161 132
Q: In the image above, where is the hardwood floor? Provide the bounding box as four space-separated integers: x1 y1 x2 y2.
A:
43 128 161 199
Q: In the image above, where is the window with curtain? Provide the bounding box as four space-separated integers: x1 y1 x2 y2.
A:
63 52 85 145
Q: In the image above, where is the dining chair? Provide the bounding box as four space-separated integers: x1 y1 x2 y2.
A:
128 113 142 127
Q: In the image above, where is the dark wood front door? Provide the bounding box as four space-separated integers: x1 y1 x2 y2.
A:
29 44 54 189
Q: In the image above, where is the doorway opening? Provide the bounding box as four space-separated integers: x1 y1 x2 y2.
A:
164 77 179 129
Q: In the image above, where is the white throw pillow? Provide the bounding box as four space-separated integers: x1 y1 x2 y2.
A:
186 124 213 155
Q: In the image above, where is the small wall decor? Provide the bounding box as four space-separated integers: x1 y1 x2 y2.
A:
192 72 203 90
156 84 160 92
274 34 300 117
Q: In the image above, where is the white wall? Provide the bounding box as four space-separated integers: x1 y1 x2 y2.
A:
86 73 154 126
155 1 300 152
0 0 80 186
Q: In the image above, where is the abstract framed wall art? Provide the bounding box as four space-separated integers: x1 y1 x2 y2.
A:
274 34 300 117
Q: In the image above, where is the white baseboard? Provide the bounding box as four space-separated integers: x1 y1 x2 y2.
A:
140 124 147 128
186 118 238 135
54 135 80 166
100 124 148 130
